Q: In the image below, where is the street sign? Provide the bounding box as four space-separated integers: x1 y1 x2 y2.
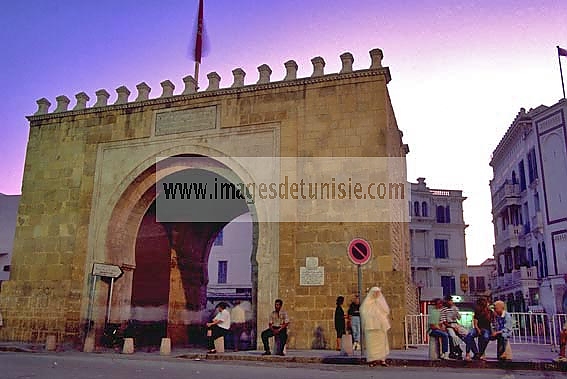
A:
348 238 372 265
92 263 123 278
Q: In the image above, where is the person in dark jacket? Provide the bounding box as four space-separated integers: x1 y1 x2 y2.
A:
348 295 361 350
464 297 492 361
334 296 346 351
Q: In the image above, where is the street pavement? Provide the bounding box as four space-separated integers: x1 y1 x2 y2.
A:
0 351 560 379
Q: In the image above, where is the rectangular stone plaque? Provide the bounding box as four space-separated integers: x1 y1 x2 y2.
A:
155 106 217 136
300 266 325 286
537 112 562 135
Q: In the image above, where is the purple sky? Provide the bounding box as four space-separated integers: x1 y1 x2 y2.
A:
1 0 567 263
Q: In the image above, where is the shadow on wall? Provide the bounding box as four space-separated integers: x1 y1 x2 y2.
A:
311 326 328 349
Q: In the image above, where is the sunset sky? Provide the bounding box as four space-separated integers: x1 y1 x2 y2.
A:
1 0 567 264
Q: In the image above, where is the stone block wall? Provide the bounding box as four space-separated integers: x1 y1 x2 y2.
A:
0 49 412 349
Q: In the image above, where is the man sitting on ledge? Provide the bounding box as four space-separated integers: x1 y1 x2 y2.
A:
491 300 513 361
206 302 231 354
261 299 289 356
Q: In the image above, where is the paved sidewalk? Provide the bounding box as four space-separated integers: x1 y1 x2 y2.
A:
1 342 566 372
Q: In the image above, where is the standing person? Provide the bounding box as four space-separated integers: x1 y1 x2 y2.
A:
428 298 450 360
444 296 467 359
554 321 567 362
348 295 361 351
206 302 231 354
492 300 513 360
360 287 391 367
334 296 346 351
464 297 492 361
231 300 246 351
260 299 289 356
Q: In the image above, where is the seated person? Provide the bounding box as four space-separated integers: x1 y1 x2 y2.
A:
491 300 512 360
206 302 231 354
555 321 567 363
443 296 468 359
465 297 492 361
261 299 289 356
428 298 450 360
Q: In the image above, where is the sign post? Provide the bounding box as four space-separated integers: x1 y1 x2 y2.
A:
347 238 372 358
92 263 124 325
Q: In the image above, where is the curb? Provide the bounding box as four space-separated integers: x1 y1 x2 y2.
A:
176 353 567 372
2 346 566 372
0 346 37 353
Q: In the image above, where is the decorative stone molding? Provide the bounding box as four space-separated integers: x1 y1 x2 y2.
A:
311 57 325 77
160 80 175 98
257 64 272 84
54 95 70 113
284 60 298 81
35 98 51 115
206 72 221 91
340 52 354 73
94 89 110 107
182 75 198 95
232 68 246 88
370 48 384 69
115 86 131 105
135 82 151 102
73 92 90 110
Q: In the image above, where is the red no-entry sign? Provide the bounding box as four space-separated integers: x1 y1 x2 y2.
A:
348 238 372 265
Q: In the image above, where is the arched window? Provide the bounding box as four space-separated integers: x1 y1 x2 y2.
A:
413 201 420 216
445 206 451 223
436 205 445 223
512 171 518 184
422 202 428 217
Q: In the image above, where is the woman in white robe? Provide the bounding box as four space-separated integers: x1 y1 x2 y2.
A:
360 287 390 367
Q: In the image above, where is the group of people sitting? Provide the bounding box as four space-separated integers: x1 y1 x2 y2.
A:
429 297 512 361
205 299 289 355
205 288 393 369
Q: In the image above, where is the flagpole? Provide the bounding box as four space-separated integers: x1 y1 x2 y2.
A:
193 0 204 90
558 46 566 99
194 61 200 90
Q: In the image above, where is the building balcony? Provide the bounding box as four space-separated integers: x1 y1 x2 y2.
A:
409 216 435 230
496 225 524 249
495 266 538 290
411 256 433 268
513 266 538 281
492 183 521 212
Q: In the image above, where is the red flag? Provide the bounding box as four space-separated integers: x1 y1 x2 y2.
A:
559 46 567 57
194 0 204 63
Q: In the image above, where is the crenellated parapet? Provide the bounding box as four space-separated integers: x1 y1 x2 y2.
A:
29 48 390 119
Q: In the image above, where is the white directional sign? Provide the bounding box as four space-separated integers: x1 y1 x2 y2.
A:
92 263 123 278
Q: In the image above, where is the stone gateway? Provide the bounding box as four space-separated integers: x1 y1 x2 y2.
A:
0 49 416 350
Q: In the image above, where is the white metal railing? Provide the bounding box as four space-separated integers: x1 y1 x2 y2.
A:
404 312 557 349
404 314 428 347
552 314 567 351
508 312 552 345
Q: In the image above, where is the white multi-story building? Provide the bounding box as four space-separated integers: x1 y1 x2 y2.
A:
410 178 468 301
490 99 567 314
0 194 20 286
207 212 254 306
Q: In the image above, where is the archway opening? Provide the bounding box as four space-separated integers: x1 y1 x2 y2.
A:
126 164 257 348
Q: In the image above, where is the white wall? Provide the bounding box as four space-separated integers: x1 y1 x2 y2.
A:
208 212 253 286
